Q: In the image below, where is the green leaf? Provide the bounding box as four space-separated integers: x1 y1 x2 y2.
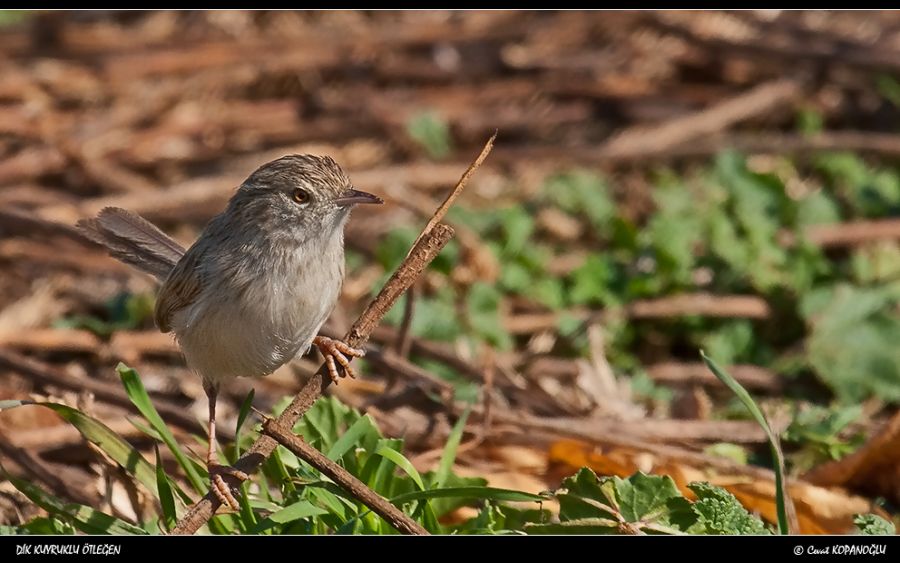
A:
407 111 453 160
435 405 471 489
234 389 255 461
1 465 149 535
569 255 617 306
375 445 425 491
700 321 755 366
853 514 896 535
155 446 178 531
551 468 683 534
703 443 749 466
544 170 616 229
614 472 682 523
391 487 547 506
326 414 378 462
686 482 771 535
802 284 900 403
498 207 535 255
702 352 791 535
250 501 328 534
467 282 513 349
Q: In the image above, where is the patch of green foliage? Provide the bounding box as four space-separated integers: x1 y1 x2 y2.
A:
1 364 794 535
853 513 896 535
373 148 900 413
527 469 770 535
54 292 156 337
406 111 453 160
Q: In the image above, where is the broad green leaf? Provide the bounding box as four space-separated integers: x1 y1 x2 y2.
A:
853 514 896 535
687 482 771 535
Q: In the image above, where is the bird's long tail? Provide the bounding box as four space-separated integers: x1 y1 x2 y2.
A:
76 207 186 282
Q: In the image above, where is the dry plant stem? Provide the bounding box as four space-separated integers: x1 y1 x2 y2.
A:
171 224 455 534
261 418 428 535
407 131 495 254
171 133 496 536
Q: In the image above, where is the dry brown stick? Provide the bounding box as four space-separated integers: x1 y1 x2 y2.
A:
408 131 496 253
647 362 783 392
599 79 801 159
260 417 428 535
785 218 900 249
171 135 494 535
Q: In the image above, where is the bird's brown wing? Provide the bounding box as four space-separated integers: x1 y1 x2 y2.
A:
154 249 204 333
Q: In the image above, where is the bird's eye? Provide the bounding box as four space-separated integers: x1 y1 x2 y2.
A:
292 188 310 204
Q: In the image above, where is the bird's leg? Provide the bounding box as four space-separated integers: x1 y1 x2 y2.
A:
203 380 248 512
312 335 365 383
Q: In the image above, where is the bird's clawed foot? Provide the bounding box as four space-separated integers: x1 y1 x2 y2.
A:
312 335 365 384
208 463 249 512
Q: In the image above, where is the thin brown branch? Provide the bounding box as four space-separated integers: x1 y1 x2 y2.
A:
407 130 496 254
170 135 494 535
647 362 783 392
260 417 428 535
599 79 801 159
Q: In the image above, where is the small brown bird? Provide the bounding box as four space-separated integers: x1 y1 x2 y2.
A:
77 155 383 510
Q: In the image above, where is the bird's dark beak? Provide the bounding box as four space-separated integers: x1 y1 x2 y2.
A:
334 188 384 206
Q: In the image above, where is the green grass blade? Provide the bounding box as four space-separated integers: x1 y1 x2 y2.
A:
0 400 158 498
391 486 547 505
116 363 206 493
435 404 471 488
250 501 327 534
154 446 178 531
325 415 376 461
234 389 255 461
701 351 793 535
1 465 148 535
374 445 425 491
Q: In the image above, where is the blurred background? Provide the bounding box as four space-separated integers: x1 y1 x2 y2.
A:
0 11 898 534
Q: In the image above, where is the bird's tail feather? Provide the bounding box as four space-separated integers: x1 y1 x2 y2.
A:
77 207 185 282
